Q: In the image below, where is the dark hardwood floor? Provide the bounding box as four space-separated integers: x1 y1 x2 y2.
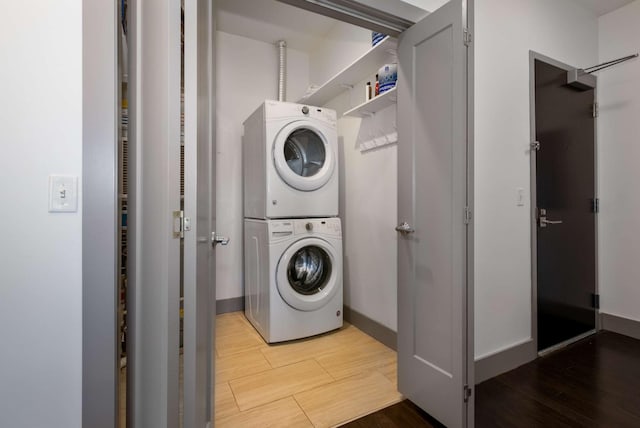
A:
476 331 640 427
341 331 640 427
341 400 444 428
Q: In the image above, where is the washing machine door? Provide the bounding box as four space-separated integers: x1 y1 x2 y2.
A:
273 121 335 191
276 237 339 311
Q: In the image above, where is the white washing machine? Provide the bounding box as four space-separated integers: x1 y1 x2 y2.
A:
243 100 338 219
244 217 343 343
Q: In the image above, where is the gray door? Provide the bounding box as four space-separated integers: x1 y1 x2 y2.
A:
397 1 473 427
128 1 216 427
533 58 597 351
182 0 216 427
128 1 182 426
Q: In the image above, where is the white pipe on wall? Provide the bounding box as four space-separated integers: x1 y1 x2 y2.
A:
277 40 287 101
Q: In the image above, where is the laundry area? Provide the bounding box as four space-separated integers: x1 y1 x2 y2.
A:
9 0 640 426
105 0 640 427
214 0 402 329
213 0 409 425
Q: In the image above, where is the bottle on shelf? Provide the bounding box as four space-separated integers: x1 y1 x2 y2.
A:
375 74 380 96
365 82 372 101
378 63 398 94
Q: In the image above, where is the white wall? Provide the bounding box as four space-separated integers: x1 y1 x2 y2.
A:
598 0 640 323
309 23 399 331
327 93 399 331
0 1 82 427
309 22 371 87
215 31 309 300
474 0 598 358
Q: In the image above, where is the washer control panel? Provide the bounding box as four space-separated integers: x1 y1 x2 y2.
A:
270 221 294 236
293 218 341 237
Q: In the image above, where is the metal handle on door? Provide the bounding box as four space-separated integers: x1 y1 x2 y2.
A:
538 209 563 228
395 222 415 235
212 232 230 247
539 218 563 227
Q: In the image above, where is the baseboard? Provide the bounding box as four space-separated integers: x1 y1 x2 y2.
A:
474 339 537 384
216 297 244 315
343 306 397 351
601 313 640 341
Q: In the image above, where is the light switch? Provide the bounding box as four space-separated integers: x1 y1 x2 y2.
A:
516 187 526 207
49 175 78 212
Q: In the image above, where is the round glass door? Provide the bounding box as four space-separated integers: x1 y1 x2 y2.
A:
273 122 335 192
287 246 332 295
283 129 326 178
276 237 340 311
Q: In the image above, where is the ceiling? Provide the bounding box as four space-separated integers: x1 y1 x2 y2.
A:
575 0 634 16
217 0 341 52
217 0 636 52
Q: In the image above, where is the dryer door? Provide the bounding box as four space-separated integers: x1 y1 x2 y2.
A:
276 237 339 311
273 121 336 191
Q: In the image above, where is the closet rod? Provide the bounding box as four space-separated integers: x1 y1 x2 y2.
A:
583 53 639 74
567 53 638 90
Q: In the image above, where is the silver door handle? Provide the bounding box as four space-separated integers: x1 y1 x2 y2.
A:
395 222 415 235
538 208 562 228
212 232 230 247
539 218 563 228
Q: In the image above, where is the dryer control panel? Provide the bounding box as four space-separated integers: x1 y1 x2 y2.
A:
264 100 337 127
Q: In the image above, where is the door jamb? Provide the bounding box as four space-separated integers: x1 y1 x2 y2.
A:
528 50 600 355
82 0 119 426
465 1 475 425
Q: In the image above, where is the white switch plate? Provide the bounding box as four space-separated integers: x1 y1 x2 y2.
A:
49 175 78 212
516 187 526 207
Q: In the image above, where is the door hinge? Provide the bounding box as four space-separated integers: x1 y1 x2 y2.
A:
591 293 600 309
592 102 599 118
591 198 600 213
173 210 191 238
530 141 541 151
463 28 472 47
464 384 473 402
464 207 472 224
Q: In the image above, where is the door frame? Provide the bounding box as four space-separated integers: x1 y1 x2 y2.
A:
465 2 475 425
82 0 119 427
528 51 600 355
182 0 217 426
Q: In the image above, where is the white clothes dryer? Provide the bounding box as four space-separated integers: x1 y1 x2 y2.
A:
243 100 338 219
244 217 343 343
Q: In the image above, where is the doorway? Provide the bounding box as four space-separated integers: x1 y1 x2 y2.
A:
214 0 473 427
531 54 598 352
115 0 474 426
213 2 402 425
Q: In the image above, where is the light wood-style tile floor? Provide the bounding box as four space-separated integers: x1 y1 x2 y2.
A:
215 311 402 427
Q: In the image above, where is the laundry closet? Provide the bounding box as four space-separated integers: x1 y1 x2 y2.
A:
215 0 400 328
213 0 406 425
118 0 471 425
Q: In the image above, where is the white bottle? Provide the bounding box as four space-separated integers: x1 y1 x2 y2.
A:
365 82 372 101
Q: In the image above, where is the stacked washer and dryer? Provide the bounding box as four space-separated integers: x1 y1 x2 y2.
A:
243 100 343 343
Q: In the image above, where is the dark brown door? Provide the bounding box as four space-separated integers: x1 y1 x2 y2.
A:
534 59 597 351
